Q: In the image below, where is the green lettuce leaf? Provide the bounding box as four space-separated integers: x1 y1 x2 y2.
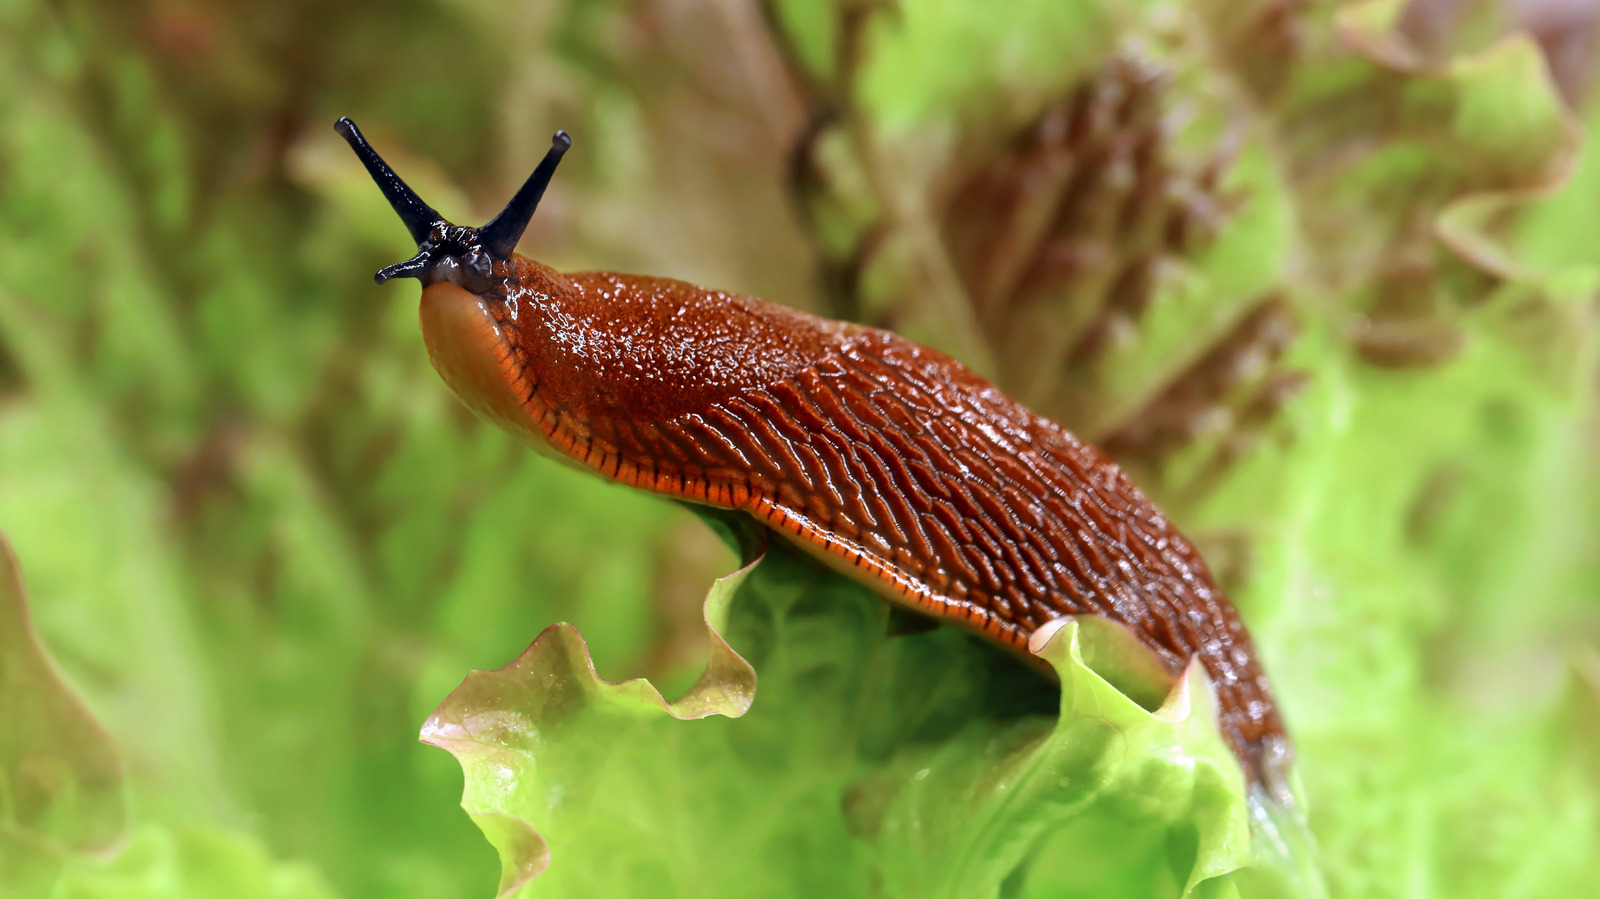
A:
424 535 1275 897
0 530 126 894
50 826 342 899
419 532 764 896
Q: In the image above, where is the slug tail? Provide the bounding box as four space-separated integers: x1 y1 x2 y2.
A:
1238 777 1327 899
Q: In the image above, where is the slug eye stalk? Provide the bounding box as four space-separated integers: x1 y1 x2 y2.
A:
479 130 572 259
333 117 441 244
333 116 571 287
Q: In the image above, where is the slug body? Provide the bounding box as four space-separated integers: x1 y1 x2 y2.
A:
337 118 1291 796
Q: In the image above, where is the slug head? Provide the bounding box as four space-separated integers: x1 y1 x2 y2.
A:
335 115 838 466
334 117 570 294
336 115 585 453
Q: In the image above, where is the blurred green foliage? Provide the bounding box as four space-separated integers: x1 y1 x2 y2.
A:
0 1 807 895
1 0 1598 897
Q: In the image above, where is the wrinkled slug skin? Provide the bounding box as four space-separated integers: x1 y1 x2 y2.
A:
421 256 1289 789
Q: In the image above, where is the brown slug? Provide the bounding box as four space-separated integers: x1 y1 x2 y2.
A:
335 117 1291 797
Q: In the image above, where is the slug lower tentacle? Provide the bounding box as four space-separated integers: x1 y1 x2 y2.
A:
336 116 1292 799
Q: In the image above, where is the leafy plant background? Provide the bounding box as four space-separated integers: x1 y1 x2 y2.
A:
1 0 1598 897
